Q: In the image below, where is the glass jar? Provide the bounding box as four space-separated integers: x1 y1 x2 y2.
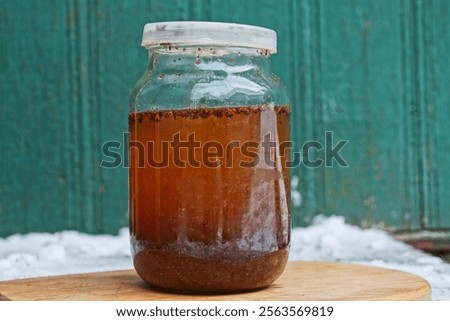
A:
129 22 290 293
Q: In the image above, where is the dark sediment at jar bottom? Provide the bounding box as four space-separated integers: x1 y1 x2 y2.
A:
133 248 289 293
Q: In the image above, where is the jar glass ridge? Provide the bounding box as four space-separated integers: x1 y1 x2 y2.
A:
129 22 291 293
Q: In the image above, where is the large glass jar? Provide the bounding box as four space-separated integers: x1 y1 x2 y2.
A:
129 22 290 293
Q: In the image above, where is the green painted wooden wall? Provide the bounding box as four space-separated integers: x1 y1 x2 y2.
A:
1 0 449 236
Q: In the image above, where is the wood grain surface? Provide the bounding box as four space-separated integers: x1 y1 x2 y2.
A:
0 261 431 301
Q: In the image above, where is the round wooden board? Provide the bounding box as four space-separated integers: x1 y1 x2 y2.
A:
0 261 431 301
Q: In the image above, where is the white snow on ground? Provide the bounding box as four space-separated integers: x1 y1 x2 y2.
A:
0 215 449 300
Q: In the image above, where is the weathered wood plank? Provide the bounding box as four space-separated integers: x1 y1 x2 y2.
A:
1 0 449 236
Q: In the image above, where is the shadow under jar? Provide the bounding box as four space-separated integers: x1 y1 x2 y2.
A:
129 22 291 293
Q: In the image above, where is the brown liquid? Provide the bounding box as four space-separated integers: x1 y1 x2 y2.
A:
129 105 291 293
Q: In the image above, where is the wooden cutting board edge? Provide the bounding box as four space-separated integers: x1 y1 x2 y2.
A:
0 261 432 301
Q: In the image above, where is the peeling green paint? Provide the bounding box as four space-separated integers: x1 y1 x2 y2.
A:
1 0 449 236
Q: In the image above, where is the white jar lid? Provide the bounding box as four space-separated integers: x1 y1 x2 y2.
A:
141 21 277 53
